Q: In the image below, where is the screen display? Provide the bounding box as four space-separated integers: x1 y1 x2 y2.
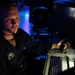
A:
50 3 75 40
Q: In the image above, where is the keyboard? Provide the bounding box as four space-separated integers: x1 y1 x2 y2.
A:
43 49 74 75
48 56 62 75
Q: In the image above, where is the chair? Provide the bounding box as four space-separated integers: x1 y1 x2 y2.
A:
29 0 55 42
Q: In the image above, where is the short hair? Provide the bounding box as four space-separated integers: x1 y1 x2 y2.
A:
0 0 17 10
0 0 18 18
0 0 18 25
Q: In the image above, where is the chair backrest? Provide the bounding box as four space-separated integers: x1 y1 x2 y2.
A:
29 0 55 24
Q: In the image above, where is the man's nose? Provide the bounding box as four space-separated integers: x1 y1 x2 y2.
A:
11 19 16 25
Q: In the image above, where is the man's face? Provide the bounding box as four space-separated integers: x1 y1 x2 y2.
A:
1 7 20 34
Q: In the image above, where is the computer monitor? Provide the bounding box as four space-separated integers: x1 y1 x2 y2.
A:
50 3 75 40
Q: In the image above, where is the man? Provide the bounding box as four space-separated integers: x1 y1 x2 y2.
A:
0 0 68 75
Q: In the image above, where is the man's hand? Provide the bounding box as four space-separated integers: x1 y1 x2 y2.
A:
51 39 70 50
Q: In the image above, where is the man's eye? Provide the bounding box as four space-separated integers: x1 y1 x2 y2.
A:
15 17 19 20
4 19 11 22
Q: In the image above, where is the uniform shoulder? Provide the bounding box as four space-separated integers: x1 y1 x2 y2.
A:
17 28 30 36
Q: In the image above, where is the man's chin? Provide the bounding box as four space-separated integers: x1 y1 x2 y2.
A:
12 29 18 34
13 31 17 34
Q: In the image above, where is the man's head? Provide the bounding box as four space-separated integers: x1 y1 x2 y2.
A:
0 0 20 34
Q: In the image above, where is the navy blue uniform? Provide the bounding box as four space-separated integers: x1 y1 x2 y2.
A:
0 28 52 75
